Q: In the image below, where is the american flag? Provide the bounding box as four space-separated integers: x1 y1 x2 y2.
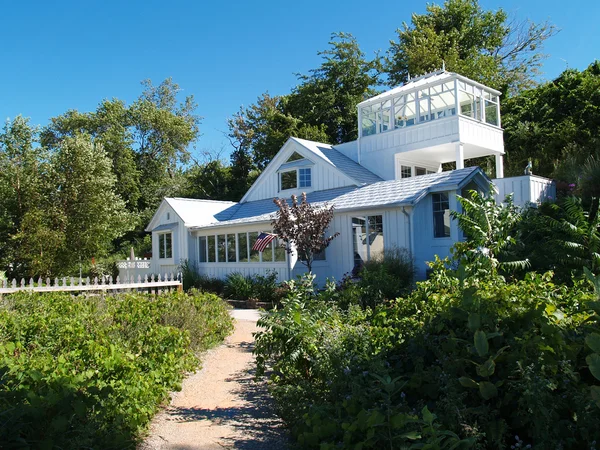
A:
252 232 277 252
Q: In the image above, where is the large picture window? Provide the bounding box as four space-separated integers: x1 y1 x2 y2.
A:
352 215 384 271
433 193 451 238
280 170 297 190
158 232 172 259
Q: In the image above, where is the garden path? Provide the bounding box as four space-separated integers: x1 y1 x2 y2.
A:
141 309 290 450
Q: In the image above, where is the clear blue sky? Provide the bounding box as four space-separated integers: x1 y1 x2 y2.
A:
1 0 598 159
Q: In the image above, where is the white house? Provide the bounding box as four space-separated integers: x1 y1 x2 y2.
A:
142 70 555 283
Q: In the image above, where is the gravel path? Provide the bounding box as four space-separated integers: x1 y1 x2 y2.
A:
141 310 290 450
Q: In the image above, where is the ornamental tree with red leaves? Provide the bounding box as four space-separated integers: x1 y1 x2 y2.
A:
272 192 339 272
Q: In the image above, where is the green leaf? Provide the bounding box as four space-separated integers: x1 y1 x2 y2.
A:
421 406 434 425
591 386 600 408
479 381 498 400
586 333 600 353
474 330 489 357
586 353 600 381
476 359 496 377
400 430 422 440
587 301 600 314
468 313 481 331
458 377 479 389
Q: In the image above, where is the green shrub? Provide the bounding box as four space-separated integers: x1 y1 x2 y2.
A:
0 290 233 448
358 246 415 304
255 269 600 449
179 259 225 294
224 270 283 305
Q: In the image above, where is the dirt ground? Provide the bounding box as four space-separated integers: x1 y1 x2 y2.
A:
140 312 290 450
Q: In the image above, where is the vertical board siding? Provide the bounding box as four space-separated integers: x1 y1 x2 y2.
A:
493 175 556 207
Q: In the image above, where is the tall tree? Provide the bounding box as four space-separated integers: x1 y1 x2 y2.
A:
287 32 381 144
0 117 46 276
502 61 600 177
227 93 328 171
386 0 556 94
15 135 133 277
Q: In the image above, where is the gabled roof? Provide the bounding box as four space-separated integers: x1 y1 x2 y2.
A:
292 138 383 185
192 167 487 230
239 137 382 203
145 197 237 232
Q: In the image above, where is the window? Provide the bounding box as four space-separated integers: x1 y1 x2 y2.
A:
299 168 311 188
415 167 427 176
484 98 498 125
459 91 476 118
433 193 451 238
274 238 286 262
226 234 236 263
280 170 297 190
216 234 226 262
199 236 207 263
249 232 261 262
418 89 431 122
394 93 416 129
207 235 216 262
238 232 249 262
379 100 391 132
401 165 412 178
352 215 384 271
280 168 312 191
287 152 304 162
361 105 376 136
158 232 173 259
166 212 170 221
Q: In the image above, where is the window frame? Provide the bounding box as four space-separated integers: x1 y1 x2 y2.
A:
158 232 173 259
432 193 451 239
279 167 312 191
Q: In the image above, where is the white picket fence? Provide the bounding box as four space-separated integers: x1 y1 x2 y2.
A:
0 273 182 294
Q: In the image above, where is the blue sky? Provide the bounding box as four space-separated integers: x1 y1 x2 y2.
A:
1 0 597 159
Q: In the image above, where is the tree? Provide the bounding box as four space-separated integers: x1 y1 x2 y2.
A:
287 32 381 144
13 135 133 277
228 93 328 171
503 61 600 177
386 0 556 94
0 117 49 277
272 193 339 272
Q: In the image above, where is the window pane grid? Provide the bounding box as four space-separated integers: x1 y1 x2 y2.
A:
299 168 311 188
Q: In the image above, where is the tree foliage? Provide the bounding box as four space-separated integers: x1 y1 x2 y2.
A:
503 61 600 177
386 0 556 94
272 193 339 272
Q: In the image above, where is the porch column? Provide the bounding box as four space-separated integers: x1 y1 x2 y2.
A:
455 143 464 170
495 154 504 179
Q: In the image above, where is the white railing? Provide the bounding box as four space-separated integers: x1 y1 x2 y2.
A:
493 175 556 207
116 258 151 269
0 273 182 294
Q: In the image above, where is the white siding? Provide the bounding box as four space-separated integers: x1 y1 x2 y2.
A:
493 175 556 207
458 117 504 153
150 203 189 274
412 191 460 279
244 142 358 202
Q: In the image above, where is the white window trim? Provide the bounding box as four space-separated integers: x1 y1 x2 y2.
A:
278 167 312 192
158 231 173 260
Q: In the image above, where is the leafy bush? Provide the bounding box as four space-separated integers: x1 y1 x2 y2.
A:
357 246 415 304
0 290 233 448
224 270 283 305
255 268 600 449
179 259 225 294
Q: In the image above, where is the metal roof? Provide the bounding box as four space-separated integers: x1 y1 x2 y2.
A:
164 198 237 227
291 137 383 185
191 167 486 231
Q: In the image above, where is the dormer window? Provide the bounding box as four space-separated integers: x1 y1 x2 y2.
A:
279 168 312 191
278 152 313 191
280 170 297 190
